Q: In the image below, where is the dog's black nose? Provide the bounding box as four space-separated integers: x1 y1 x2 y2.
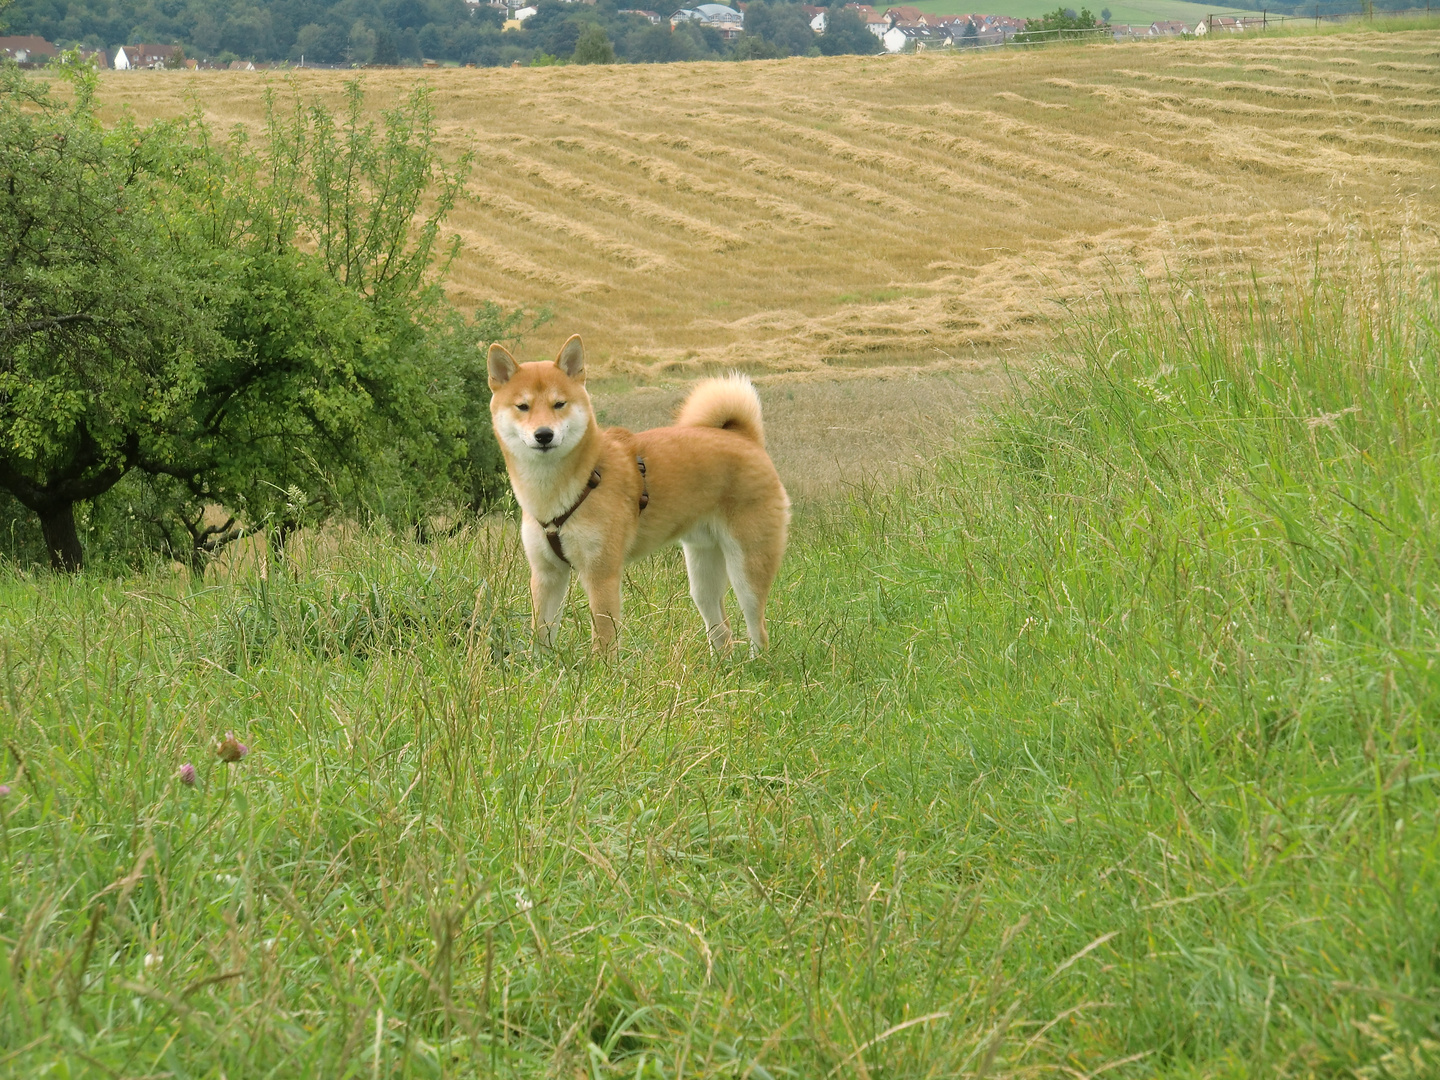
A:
534 428 554 446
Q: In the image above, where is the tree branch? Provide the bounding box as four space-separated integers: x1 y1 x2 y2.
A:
0 312 97 337
0 429 138 510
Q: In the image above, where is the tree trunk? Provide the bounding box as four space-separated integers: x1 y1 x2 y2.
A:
38 502 84 572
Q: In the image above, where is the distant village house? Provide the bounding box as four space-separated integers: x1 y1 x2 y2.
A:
113 44 183 69
847 5 893 37
0 36 59 65
842 7 1020 47
670 4 745 38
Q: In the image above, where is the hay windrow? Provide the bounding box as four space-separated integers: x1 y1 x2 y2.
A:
96 29 1440 375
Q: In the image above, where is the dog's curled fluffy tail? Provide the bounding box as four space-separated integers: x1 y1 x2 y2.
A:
675 373 766 447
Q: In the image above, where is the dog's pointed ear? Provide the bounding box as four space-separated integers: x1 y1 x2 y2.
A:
488 343 519 391
555 335 585 382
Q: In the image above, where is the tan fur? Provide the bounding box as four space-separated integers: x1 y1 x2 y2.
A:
488 335 790 654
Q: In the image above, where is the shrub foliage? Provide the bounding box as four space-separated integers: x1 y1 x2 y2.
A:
0 65 513 571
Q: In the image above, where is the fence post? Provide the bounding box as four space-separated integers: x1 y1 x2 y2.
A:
1263 8 1267 28
1314 3 1318 26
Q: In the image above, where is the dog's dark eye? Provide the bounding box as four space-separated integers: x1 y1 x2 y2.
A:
554 401 566 409
516 403 530 412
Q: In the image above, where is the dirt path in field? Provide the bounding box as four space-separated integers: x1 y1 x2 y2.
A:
590 367 1010 500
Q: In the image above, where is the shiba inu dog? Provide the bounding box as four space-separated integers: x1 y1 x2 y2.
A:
487 335 790 654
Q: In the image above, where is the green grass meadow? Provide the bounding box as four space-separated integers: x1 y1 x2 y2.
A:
900 0 1263 25
3 264 1439 1077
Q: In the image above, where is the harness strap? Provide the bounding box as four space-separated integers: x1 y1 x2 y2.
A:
542 468 601 565
545 531 568 565
541 458 649 566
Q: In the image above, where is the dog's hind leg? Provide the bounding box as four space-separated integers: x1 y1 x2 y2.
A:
682 540 733 651
721 536 778 656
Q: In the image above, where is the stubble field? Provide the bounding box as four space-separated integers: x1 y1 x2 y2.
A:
100 28 1440 381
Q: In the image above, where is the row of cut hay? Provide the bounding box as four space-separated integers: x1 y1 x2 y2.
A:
408 30 1440 368
87 30 1440 374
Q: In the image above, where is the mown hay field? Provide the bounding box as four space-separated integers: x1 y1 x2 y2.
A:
99 27 1440 381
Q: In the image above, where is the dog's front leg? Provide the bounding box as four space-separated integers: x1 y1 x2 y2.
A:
580 570 623 654
522 518 571 647
530 565 570 647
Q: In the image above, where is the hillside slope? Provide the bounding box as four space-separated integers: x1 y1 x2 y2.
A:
2 266 1438 1077
99 29 1440 376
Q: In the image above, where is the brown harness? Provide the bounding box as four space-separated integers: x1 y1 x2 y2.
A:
541 457 649 566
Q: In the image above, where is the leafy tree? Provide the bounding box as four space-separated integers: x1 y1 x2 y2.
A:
0 65 498 571
1023 6 1101 32
523 0 587 57
572 22 615 64
292 22 346 63
740 1 816 57
628 22 688 62
961 18 980 44
347 20 378 63
7 0 507 65
730 34 782 60
191 12 222 53
2 0 889 67
374 28 400 64
817 5 882 55
1100 7 1112 22
1014 5 1102 42
0 63 234 569
157 81 481 558
626 21 713 62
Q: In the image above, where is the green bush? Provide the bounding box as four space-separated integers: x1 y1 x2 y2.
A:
572 22 616 64
0 65 536 573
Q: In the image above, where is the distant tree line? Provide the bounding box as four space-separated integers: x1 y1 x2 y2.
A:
5 0 880 67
